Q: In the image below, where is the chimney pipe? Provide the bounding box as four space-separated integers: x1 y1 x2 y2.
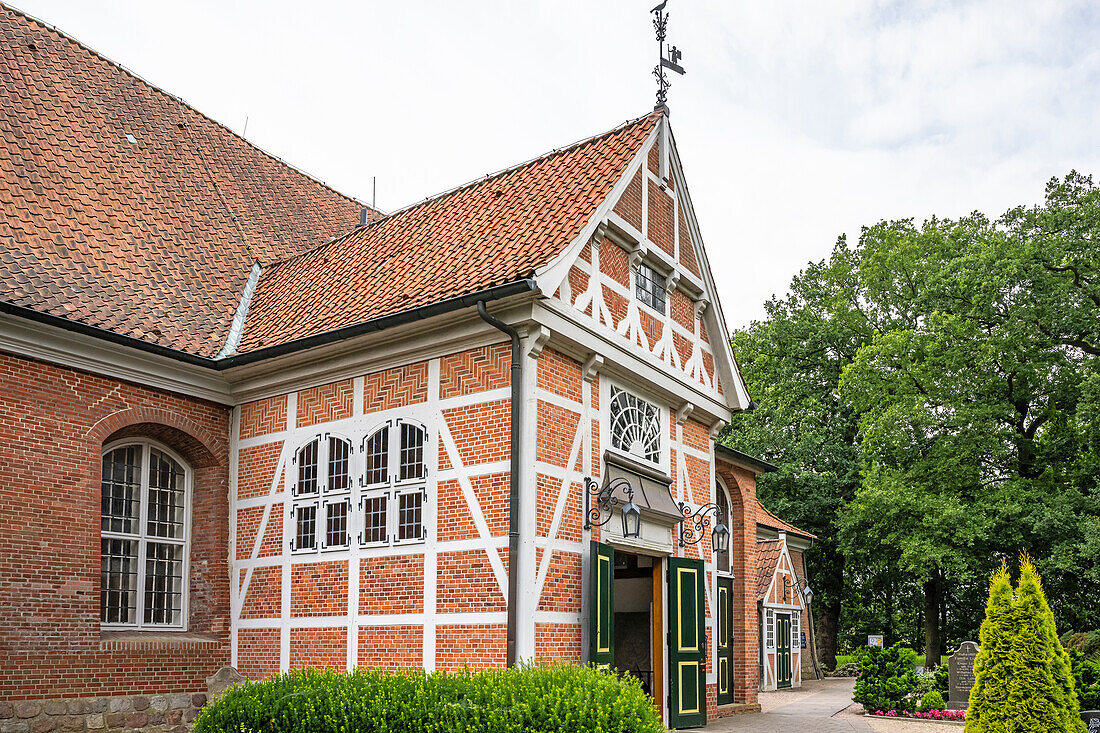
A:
358 208 370 227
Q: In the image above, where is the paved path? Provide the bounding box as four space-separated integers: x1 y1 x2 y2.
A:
699 678 871 732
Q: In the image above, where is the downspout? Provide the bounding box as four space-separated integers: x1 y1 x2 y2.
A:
476 300 522 668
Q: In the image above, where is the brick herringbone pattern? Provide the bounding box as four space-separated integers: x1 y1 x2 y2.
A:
439 344 510 399
239 395 287 440
298 379 354 427
363 363 428 413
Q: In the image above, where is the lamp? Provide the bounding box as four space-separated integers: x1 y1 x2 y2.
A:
802 583 813 606
711 522 730 554
621 500 642 538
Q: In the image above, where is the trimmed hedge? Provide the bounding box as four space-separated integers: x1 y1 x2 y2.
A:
192 664 664 733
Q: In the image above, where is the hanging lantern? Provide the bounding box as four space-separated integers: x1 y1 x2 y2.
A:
711 521 730 554
802 583 814 606
621 500 642 538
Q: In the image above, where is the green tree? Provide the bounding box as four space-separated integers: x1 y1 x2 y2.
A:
725 240 869 667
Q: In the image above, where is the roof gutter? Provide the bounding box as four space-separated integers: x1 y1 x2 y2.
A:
475 300 523 668
1 279 539 372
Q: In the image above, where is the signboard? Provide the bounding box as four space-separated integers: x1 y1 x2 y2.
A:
1080 710 1099 732
867 635 884 647
800 632 807 649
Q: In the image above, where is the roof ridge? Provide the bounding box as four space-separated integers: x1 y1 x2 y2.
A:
261 110 664 271
0 1 379 215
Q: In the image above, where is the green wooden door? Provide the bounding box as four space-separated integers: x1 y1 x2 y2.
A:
776 613 792 689
716 577 734 705
589 541 615 670
668 557 706 728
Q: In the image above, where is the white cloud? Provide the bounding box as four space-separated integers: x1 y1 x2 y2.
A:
12 0 1100 327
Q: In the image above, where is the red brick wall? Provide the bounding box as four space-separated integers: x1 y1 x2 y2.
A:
535 622 582 661
436 550 505 613
647 181 675 256
613 169 643 231
359 626 422 670
436 625 507 671
716 460 761 707
290 561 348 616
237 628 280 680
0 353 230 700
359 556 423 614
289 628 345 670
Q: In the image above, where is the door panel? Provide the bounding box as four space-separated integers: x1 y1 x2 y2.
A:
589 541 615 670
668 557 706 728
716 577 734 705
776 613 792 688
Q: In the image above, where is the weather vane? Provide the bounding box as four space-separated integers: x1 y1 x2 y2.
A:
652 1 685 112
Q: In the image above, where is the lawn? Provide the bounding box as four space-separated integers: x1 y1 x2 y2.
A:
834 652 949 669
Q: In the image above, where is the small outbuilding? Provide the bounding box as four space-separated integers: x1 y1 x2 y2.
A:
756 510 816 691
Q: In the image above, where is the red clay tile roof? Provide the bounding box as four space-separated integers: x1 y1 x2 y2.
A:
756 501 816 540
0 4 376 358
756 539 782 600
235 111 661 354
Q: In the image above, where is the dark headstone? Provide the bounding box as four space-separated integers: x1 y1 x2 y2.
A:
947 641 979 710
1082 710 1100 733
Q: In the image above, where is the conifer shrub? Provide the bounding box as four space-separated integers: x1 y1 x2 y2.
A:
933 664 949 697
964 557 1087 733
920 689 946 712
852 643 918 713
192 663 664 733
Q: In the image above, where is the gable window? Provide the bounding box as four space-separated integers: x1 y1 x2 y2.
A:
609 387 662 464
291 434 353 552
359 420 428 546
635 262 667 314
101 441 190 629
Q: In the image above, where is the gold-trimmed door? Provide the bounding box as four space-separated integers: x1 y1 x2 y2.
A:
716 576 734 705
776 613 792 688
589 541 615 669
668 556 706 728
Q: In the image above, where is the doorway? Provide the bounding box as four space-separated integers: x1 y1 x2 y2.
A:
776 613 792 688
612 552 655 696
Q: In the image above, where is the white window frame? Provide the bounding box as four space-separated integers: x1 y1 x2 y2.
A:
765 608 775 651
100 439 192 631
605 384 665 469
633 260 668 315
357 419 428 548
792 610 801 652
290 433 354 554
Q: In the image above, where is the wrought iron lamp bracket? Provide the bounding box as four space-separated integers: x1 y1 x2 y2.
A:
584 476 635 530
678 501 721 547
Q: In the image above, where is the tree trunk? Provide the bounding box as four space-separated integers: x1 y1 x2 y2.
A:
923 571 943 669
816 602 841 670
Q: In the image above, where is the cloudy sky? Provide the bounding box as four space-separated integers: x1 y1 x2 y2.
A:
14 0 1100 328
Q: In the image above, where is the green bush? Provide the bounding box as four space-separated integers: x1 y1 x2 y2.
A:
965 558 1086 733
852 643 918 713
933 664 949 697
920 689 946 712
1070 648 1100 711
192 664 663 733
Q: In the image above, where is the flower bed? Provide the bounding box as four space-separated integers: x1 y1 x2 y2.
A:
872 709 966 722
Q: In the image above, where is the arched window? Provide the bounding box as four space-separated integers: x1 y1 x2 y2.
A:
291 434 353 552
609 387 661 464
100 440 190 629
715 480 731 574
360 420 427 546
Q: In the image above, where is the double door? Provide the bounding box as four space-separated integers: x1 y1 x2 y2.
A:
589 542 709 729
775 613 792 688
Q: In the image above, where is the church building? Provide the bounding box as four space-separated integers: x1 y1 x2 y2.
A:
0 4 814 729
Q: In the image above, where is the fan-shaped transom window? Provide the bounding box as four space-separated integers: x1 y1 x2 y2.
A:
292 434 353 552
609 387 662 464
100 440 190 629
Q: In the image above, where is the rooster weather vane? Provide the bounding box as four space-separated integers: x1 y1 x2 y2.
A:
651 1 685 112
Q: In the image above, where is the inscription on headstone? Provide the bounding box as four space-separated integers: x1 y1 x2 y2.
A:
947 641 978 710
1082 710 1100 732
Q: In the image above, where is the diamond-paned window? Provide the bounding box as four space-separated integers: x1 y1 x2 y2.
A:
609 387 662 464
100 441 190 629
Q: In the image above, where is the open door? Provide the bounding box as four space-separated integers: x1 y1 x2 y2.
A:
776 613 792 688
716 577 734 705
668 557 706 728
589 541 615 670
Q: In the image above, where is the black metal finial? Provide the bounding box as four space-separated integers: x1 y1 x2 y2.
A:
651 1 685 112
